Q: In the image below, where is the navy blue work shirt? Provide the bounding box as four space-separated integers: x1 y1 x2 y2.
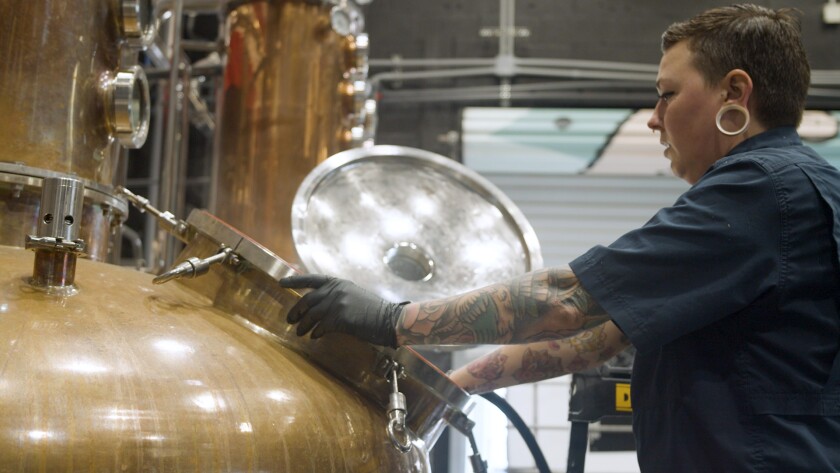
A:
570 127 840 473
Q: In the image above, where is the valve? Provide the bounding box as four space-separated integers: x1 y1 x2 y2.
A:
384 360 412 453
25 177 88 293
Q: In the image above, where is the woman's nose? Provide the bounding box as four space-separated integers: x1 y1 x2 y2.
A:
647 108 662 131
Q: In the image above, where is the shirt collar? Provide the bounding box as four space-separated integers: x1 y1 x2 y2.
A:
725 126 801 157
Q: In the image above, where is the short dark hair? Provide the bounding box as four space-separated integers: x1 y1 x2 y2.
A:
661 4 810 128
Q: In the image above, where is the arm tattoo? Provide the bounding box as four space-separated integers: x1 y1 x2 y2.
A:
513 348 564 384
453 323 631 392
466 351 508 382
397 267 609 345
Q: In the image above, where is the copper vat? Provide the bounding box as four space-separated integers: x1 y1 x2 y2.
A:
214 0 370 264
0 0 467 469
0 242 437 471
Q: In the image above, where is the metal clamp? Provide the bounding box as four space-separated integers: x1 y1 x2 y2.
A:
24 235 86 254
383 360 412 453
25 177 86 256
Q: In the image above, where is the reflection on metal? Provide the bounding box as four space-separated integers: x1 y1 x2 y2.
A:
0 164 128 261
120 0 158 48
24 177 87 293
171 209 473 452
0 244 435 472
292 145 542 302
109 66 152 149
0 0 150 264
213 0 371 264
152 246 239 284
384 242 436 283
329 1 365 36
0 0 467 469
0 0 151 185
384 360 413 453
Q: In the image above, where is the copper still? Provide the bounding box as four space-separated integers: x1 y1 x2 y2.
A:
0 0 153 260
213 0 374 264
0 1 470 470
0 205 470 470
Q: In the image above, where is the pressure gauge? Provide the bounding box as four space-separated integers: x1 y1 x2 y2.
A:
330 2 364 37
330 6 352 36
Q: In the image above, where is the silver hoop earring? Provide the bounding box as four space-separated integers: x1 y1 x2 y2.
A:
715 104 750 136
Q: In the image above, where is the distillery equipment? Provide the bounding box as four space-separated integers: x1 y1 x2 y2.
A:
291 145 543 302
0 194 471 470
0 0 468 470
0 0 154 260
213 0 375 264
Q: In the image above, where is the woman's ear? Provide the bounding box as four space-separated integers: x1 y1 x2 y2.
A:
722 69 753 104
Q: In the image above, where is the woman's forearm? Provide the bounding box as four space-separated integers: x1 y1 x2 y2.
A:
396 266 609 346
448 321 630 394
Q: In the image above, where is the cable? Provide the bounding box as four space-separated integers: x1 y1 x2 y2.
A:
479 392 551 473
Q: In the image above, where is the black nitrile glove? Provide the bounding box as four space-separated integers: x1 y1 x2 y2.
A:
279 274 406 348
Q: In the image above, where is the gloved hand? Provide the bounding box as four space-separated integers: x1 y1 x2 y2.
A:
279 274 407 348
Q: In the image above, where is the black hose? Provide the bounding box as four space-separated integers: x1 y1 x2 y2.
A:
479 391 551 473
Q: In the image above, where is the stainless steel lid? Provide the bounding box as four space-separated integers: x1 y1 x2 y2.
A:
291 145 542 302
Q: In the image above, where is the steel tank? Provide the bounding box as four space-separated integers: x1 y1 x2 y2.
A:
214 0 373 264
0 0 153 260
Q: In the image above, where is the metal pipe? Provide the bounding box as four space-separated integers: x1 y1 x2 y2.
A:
513 66 655 82
155 0 186 271
144 64 222 80
144 81 166 269
368 58 495 68
157 0 222 14
498 0 514 58
120 225 146 269
370 67 499 85
370 64 654 86
517 57 659 73
179 39 222 52
379 86 656 105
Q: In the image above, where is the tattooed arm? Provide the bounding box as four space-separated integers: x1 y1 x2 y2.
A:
395 266 609 346
448 321 630 394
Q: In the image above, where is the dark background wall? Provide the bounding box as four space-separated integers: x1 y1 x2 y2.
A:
359 0 840 158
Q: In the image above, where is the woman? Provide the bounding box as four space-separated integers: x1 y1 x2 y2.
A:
282 5 840 472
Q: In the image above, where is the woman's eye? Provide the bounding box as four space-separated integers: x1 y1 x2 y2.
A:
657 92 674 103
